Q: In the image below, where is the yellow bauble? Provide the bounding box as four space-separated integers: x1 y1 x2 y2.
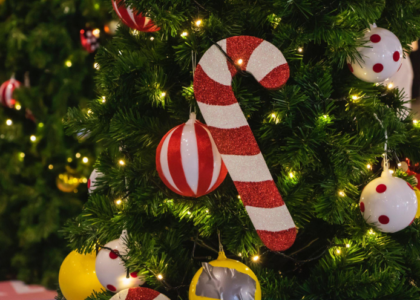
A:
59 251 104 300
415 188 420 218
189 251 261 300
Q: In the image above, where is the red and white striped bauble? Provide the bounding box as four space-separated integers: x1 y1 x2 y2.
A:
88 169 103 193
156 113 227 198
194 36 296 251
0 78 21 108
110 287 169 300
112 0 159 33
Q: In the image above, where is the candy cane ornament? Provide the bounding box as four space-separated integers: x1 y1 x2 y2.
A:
194 36 296 251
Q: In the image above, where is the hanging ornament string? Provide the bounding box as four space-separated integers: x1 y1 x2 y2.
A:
373 113 389 168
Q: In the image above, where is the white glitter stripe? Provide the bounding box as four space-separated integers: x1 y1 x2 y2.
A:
155 294 170 300
198 102 248 129
126 6 137 26
246 205 295 231
247 40 287 82
202 125 222 191
110 289 128 300
221 153 272 182
160 128 180 192
112 0 123 19
199 39 232 86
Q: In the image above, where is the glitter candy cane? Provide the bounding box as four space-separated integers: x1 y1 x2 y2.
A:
194 36 296 251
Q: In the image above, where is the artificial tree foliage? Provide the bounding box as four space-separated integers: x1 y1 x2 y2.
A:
63 0 420 299
0 0 109 288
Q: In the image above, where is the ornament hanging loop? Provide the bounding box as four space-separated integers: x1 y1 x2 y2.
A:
217 230 223 253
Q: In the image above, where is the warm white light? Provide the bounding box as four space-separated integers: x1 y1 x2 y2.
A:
30 135 36 142
87 109 92 114
298 47 303 52
367 164 372 170
48 164 53 170
346 244 350 248
323 115 327 119
336 249 341 254
414 120 418 124
102 96 106 103
289 172 294 178
150 37 155 41
82 157 88 163
92 28 101 38
67 157 72 162
38 123 44 128
398 163 402 167
65 60 72 67
157 274 163 280
161 92 166 97
238 253 242 257
368 229 375 235
82 178 87 183
237 195 241 199
94 63 100 70
389 170 394 174
237 59 243 65
115 199 122 205
6 119 12 126
187 211 191 215
271 113 276 118
206 209 209 213
252 255 260 262
352 95 359 100
19 152 25 158
195 19 202 26
119 159 125 166
339 191 345 197
75 153 81 158
15 104 21 110
181 31 188 37
387 83 394 89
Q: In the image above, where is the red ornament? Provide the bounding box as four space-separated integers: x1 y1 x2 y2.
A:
0 78 21 108
193 36 296 251
112 0 159 33
156 113 227 198
110 287 169 300
80 29 100 53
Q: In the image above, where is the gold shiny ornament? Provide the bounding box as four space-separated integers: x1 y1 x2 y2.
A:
56 166 81 193
189 251 261 300
415 188 420 219
59 251 104 300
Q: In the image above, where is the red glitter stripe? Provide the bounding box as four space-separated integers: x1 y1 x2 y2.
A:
156 127 182 195
115 0 138 29
259 64 290 89
168 125 195 197
127 287 160 300
194 65 237 106
235 181 284 208
0 82 6 106
227 36 264 72
257 228 296 251
195 123 214 197
207 126 260 155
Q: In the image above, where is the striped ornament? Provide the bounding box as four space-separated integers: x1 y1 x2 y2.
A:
194 36 296 251
88 169 103 194
110 287 169 300
112 0 159 33
0 78 21 108
156 113 227 198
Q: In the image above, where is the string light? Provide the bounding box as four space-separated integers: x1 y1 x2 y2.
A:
82 157 89 163
161 92 166 97
92 28 101 38
413 120 418 125
30 135 36 142
351 95 359 100
289 172 294 178
65 60 72 67
15 103 21 110
195 19 202 26
102 96 106 103
48 164 53 170
75 153 81 158
19 152 25 158
237 195 241 199
157 274 163 280
6 119 12 126
346 244 350 248
94 62 100 70
38 123 44 128
271 113 276 118
206 209 209 213
336 248 341 255
67 157 72 162
237 59 243 65
150 37 155 41
82 178 88 183
252 255 260 262
398 163 402 167
181 31 188 37
119 159 125 166
338 191 345 197
387 83 394 89
115 199 122 205
389 170 394 174
297 47 303 52
323 115 327 119
368 229 375 235
187 211 191 215
367 164 372 170
87 109 92 114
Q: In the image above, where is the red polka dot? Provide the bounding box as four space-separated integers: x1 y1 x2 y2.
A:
407 182 414 190
376 184 387 193
130 272 138 278
378 215 390 224
393 51 400 62
107 285 117 292
370 34 381 43
360 202 365 213
347 63 354 73
87 179 91 189
373 64 384 73
109 249 119 259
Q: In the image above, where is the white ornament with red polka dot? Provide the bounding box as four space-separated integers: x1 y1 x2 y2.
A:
110 287 169 300
347 25 403 83
359 166 417 233
88 169 103 193
95 230 145 293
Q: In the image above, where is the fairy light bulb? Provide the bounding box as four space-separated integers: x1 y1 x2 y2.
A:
389 169 394 174
102 96 106 103
82 157 88 163
338 191 345 197
367 164 372 170
297 47 303 52
387 83 394 89
289 172 294 178
67 157 72 162
65 60 72 67
161 92 166 97
323 115 327 119
48 164 53 170
195 19 202 26
271 113 276 118
252 255 260 262
15 103 21 110
19 152 25 158
119 159 125 166
181 31 188 37
75 153 81 158
352 95 359 100
30 135 36 142
157 274 163 280
94 62 100 70
150 37 155 41
237 59 243 65
346 244 350 248
414 120 418 125
115 199 122 205
92 28 100 38
237 195 241 199
336 249 341 255
6 119 12 126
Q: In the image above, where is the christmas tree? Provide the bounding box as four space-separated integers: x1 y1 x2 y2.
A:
61 0 420 299
0 0 109 288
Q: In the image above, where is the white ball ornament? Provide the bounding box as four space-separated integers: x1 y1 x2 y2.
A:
347 25 403 83
360 166 417 233
95 230 145 293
